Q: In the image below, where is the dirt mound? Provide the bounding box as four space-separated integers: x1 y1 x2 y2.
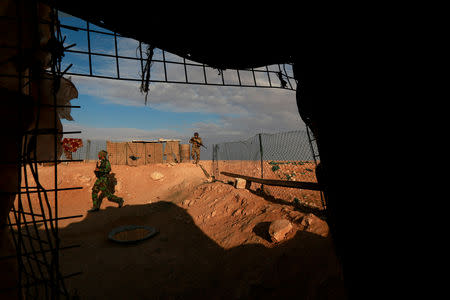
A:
10 161 344 299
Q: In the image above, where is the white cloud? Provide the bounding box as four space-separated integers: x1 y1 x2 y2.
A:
69 74 305 144
62 122 185 141
72 75 299 114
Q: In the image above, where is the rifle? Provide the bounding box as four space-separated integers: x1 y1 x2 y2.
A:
190 138 207 149
94 161 109 178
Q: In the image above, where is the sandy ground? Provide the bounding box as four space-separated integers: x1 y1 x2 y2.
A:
8 161 345 299
214 160 324 209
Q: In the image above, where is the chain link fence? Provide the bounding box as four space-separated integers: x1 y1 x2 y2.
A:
66 139 107 161
212 130 325 211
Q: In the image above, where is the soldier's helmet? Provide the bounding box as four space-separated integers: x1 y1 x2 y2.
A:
194 132 199 137
98 150 108 158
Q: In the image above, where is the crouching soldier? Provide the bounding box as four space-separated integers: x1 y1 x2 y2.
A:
88 150 124 212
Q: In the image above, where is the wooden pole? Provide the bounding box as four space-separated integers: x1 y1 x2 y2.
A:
220 171 322 191
258 133 264 190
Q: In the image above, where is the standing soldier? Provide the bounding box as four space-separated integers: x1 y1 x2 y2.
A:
189 132 203 164
88 150 124 212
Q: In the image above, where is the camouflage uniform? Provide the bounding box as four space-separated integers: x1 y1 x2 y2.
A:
189 136 202 164
91 152 123 210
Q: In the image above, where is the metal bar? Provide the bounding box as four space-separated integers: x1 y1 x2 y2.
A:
306 126 318 165
63 46 280 71
86 21 93 75
162 50 168 81
25 160 58 256
23 255 48 267
59 24 79 31
220 69 225 85
8 215 83 227
258 133 264 186
14 233 50 244
13 211 44 217
19 269 55 290
183 57 188 83
114 31 120 79
265 66 272 87
251 68 257 86
62 72 294 89
13 196 45 297
3 6 82 298
60 130 82 135
220 171 322 191
306 126 327 210
60 23 115 36
202 64 208 84
20 154 55 290
30 104 81 108
282 64 294 89
24 130 82 135
0 245 81 261
1 48 294 87
64 48 204 66
9 206 26 299
39 66 294 89
17 187 83 194
138 42 144 78
63 49 290 75
61 63 73 76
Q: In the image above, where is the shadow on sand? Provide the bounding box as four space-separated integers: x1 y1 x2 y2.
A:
249 187 327 220
53 201 345 300
218 180 326 219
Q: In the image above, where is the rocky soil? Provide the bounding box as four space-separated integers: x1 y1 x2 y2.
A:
8 161 345 299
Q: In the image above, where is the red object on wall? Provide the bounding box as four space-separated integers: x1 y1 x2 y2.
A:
62 138 83 155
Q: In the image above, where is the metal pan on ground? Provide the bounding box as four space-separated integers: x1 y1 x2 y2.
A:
108 225 159 244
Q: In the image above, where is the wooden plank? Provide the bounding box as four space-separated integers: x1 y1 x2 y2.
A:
154 143 163 163
107 141 128 165
126 142 138 166
116 142 127 165
220 171 322 191
145 143 155 164
165 142 174 163
164 141 180 162
136 143 146 166
173 141 180 162
106 141 115 165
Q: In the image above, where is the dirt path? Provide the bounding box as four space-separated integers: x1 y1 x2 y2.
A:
10 162 345 299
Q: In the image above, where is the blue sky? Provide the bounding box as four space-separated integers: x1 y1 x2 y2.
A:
58 12 304 146
69 95 218 130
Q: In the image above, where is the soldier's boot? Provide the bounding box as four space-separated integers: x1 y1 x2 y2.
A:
106 195 124 208
88 197 100 212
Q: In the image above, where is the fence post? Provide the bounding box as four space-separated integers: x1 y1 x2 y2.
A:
212 144 215 178
258 133 264 191
214 144 219 179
